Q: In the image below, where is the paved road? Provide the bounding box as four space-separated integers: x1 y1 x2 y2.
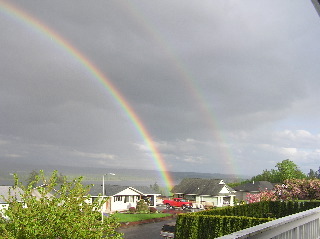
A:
117 205 197 238
118 219 176 239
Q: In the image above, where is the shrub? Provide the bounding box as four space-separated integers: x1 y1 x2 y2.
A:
128 207 136 214
149 207 157 213
136 199 149 213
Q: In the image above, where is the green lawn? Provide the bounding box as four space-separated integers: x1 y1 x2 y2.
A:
114 213 172 222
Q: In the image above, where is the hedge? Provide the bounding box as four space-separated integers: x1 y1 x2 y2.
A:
175 214 272 239
196 201 320 219
175 201 320 239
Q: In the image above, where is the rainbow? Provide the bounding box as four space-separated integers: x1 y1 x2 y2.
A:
119 2 237 174
0 0 174 190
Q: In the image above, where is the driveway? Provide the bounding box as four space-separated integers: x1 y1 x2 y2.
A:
117 205 200 238
118 218 176 239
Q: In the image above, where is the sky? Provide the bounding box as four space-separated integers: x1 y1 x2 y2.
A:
1 0 320 177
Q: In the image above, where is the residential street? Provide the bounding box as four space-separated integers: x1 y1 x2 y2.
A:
116 205 196 238
118 219 176 239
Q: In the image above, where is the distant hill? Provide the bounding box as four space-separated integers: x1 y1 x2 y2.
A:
0 161 250 187
171 171 249 184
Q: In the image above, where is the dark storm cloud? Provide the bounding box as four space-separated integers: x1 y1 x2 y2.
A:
1 0 320 175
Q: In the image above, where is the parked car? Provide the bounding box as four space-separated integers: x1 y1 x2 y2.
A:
162 198 192 210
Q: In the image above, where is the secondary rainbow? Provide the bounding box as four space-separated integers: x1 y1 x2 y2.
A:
0 0 174 190
119 1 237 174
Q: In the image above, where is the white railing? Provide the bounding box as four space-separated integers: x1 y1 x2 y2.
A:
217 206 320 239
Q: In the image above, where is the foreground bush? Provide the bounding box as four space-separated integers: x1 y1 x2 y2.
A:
0 170 122 239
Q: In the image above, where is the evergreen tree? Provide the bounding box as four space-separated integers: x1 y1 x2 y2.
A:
308 169 318 179
26 170 39 187
150 182 160 193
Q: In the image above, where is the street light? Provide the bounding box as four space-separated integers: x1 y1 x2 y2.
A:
102 173 115 196
102 173 115 223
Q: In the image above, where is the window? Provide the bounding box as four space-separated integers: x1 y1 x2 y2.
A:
114 196 122 202
124 196 135 203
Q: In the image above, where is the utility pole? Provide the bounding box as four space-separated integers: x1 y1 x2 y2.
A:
311 0 320 16
101 173 115 223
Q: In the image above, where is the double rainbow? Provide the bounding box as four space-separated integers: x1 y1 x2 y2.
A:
120 2 236 174
0 1 174 190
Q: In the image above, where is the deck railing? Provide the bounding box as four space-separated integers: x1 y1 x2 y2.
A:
217 206 320 239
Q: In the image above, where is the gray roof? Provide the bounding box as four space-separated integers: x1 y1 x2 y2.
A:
0 180 14 186
88 184 159 197
233 181 274 192
130 186 160 195
31 188 54 199
0 186 24 203
172 178 235 196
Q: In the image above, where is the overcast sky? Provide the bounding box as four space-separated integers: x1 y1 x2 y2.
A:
1 0 320 176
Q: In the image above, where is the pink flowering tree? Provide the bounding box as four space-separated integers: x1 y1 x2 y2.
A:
246 190 278 204
246 179 320 203
274 180 302 200
246 193 261 204
274 179 320 200
307 179 320 199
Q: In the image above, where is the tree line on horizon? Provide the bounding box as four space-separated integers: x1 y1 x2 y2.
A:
229 159 320 187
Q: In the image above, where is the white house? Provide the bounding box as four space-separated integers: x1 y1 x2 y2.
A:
0 186 24 218
171 178 236 207
89 184 160 213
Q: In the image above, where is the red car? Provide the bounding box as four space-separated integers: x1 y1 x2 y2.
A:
163 198 192 210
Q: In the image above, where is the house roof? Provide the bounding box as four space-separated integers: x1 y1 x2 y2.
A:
88 184 159 197
171 178 235 196
0 180 14 186
0 186 24 203
130 186 160 195
105 185 129 196
233 181 274 192
31 188 54 199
